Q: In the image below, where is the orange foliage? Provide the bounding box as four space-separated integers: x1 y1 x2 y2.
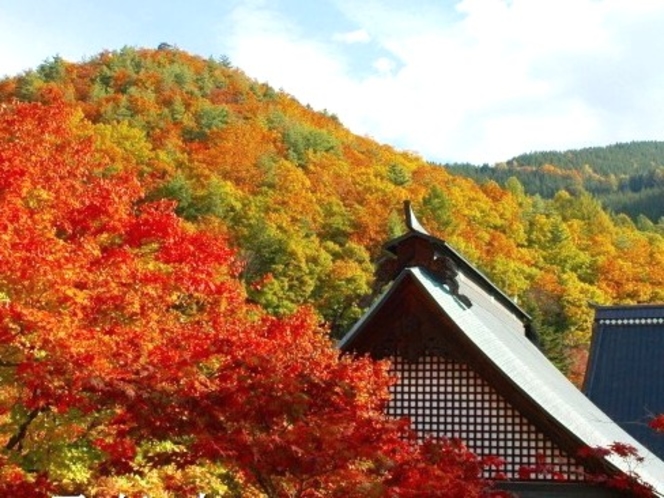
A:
1 45 663 378
0 99 492 496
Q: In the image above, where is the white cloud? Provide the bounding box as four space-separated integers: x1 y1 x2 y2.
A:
222 3 345 91
222 0 664 163
216 2 591 162
372 57 395 75
332 29 371 44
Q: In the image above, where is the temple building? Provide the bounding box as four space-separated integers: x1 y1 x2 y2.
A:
339 202 664 496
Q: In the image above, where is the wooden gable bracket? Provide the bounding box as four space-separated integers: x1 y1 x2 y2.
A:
373 201 472 308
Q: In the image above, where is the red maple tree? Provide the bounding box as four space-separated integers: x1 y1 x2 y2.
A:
0 100 490 496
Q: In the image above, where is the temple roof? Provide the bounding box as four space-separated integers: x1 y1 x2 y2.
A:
340 203 664 493
584 304 664 461
341 268 664 492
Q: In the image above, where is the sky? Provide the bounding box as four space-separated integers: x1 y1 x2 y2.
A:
2 0 664 165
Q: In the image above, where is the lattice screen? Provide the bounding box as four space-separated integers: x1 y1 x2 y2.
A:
386 355 586 480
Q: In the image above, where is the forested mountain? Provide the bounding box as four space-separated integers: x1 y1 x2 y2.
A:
447 142 664 224
1 45 663 495
2 47 663 370
0 98 491 496
510 142 664 174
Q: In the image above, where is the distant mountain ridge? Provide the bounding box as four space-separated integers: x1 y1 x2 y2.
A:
508 141 664 175
446 141 664 224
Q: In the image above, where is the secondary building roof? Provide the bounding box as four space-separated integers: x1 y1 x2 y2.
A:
584 304 664 461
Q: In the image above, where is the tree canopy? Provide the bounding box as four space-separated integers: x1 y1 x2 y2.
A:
447 142 664 224
3 46 664 378
0 44 662 495
0 100 494 496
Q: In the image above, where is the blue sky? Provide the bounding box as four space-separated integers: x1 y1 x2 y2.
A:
2 0 664 164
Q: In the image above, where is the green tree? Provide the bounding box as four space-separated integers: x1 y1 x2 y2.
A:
387 162 412 186
422 185 454 231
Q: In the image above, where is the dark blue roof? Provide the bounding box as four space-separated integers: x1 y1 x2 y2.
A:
594 304 664 320
583 305 664 460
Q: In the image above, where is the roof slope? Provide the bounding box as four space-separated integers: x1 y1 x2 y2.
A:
584 305 664 461
341 268 664 493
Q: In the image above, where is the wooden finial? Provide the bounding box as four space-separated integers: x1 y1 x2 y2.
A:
404 200 429 235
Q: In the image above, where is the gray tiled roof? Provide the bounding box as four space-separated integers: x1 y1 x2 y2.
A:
341 267 664 493
412 267 664 493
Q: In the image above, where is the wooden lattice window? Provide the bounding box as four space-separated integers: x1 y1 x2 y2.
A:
386 355 586 480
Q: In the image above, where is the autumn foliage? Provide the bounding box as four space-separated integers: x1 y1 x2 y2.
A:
0 101 492 495
3 48 664 383
1 46 664 494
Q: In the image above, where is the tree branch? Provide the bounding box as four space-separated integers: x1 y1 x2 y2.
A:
5 406 47 451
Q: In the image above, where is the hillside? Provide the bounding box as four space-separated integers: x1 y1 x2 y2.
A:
0 99 493 495
447 142 664 224
510 141 664 175
2 46 664 381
